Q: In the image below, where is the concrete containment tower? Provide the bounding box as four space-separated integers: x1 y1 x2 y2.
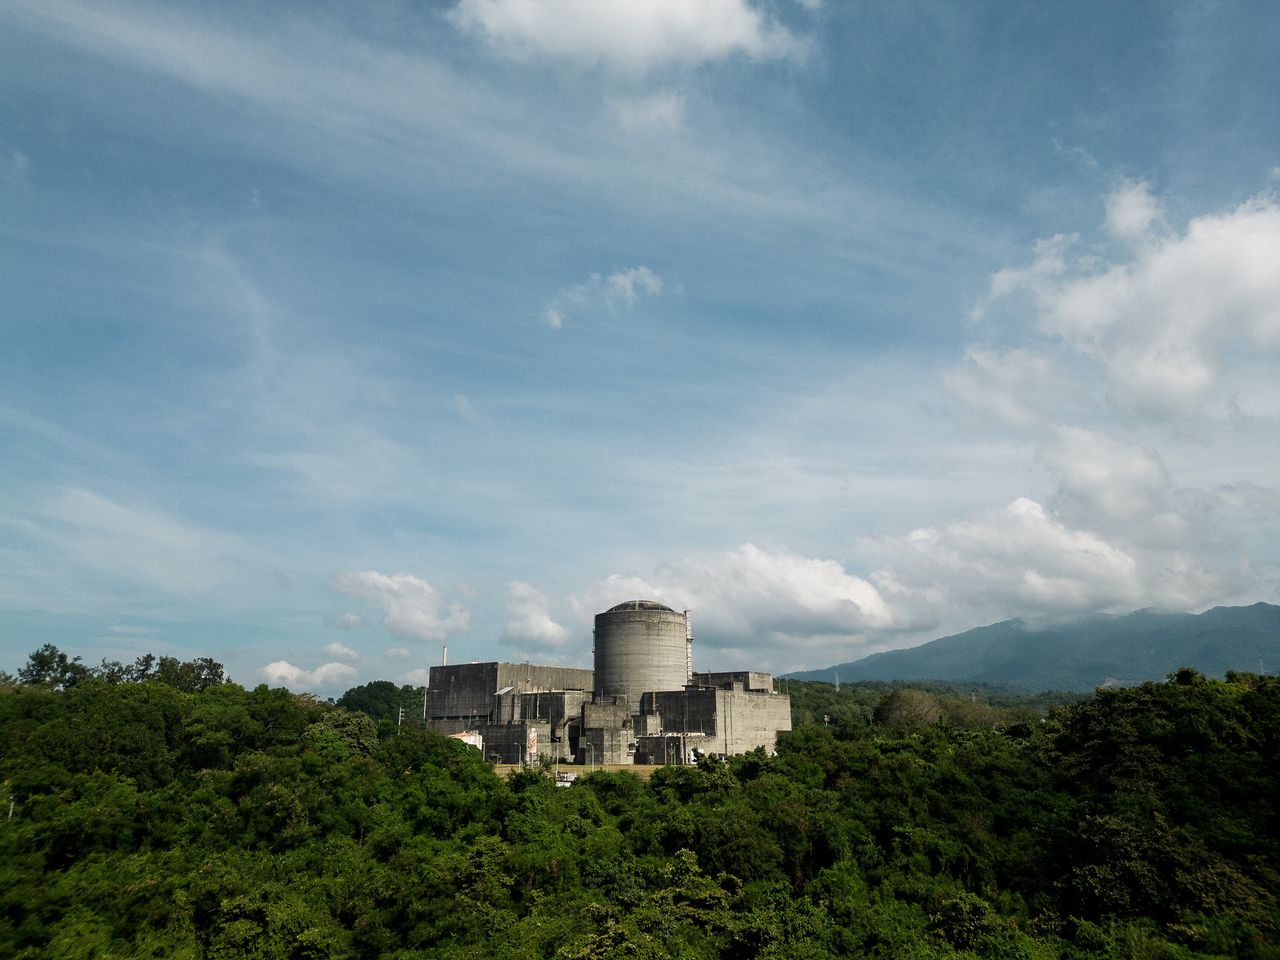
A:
594 600 689 707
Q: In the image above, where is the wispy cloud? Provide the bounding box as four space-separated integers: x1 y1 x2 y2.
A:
2 146 30 187
609 92 685 133
13 489 242 598
542 266 664 329
334 571 470 643
453 393 492 428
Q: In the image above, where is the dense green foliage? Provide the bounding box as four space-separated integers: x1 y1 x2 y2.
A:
14 644 228 692
782 678 1083 732
787 602 1280 692
336 681 430 739
1 656 1277 958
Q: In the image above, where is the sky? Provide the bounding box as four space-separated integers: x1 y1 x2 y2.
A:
2 0 1279 693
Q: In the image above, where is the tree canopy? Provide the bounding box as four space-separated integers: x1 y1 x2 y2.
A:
0 649 1276 958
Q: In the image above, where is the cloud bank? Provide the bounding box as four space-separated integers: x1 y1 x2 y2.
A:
979 190 1280 417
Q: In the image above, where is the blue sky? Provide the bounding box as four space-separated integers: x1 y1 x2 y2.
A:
3 0 1279 692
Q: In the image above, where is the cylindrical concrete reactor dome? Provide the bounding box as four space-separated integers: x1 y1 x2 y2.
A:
593 600 689 706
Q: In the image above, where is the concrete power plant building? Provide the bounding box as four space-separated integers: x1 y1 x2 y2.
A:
426 600 791 766
593 601 690 705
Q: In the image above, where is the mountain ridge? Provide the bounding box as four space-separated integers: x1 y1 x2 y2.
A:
783 602 1280 691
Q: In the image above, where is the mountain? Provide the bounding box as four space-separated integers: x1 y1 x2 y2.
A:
784 602 1280 692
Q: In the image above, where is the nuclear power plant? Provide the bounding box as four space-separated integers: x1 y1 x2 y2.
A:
426 600 792 765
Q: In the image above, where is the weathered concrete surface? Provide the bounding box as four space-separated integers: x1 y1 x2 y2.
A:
694 671 775 693
428 662 594 723
594 603 688 709
642 685 791 757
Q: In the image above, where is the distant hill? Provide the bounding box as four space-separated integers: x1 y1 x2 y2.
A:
784 602 1280 692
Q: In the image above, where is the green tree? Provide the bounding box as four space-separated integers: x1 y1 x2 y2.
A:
17 644 90 690
873 689 942 731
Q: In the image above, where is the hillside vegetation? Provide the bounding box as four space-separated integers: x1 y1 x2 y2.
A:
1 650 1277 958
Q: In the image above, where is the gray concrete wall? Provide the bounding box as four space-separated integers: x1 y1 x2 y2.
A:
594 606 688 708
579 724 630 765
645 688 720 738
694 671 775 693
520 689 587 741
714 689 792 756
581 700 633 764
640 686 791 757
429 662 592 723
428 663 500 722
495 663 594 695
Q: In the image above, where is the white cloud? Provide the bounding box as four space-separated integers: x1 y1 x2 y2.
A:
865 497 1145 623
261 659 358 691
322 641 359 660
935 182 1280 637
400 667 432 686
1105 179 1163 242
542 265 664 329
334 570 470 642
606 265 663 307
327 611 363 630
384 647 413 661
451 0 804 71
1037 427 1183 542
576 544 894 658
500 581 572 650
979 189 1280 417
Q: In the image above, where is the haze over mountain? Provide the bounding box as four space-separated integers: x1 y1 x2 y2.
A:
784 603 1280 692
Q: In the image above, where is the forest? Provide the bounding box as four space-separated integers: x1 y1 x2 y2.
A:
1 647 1277 959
